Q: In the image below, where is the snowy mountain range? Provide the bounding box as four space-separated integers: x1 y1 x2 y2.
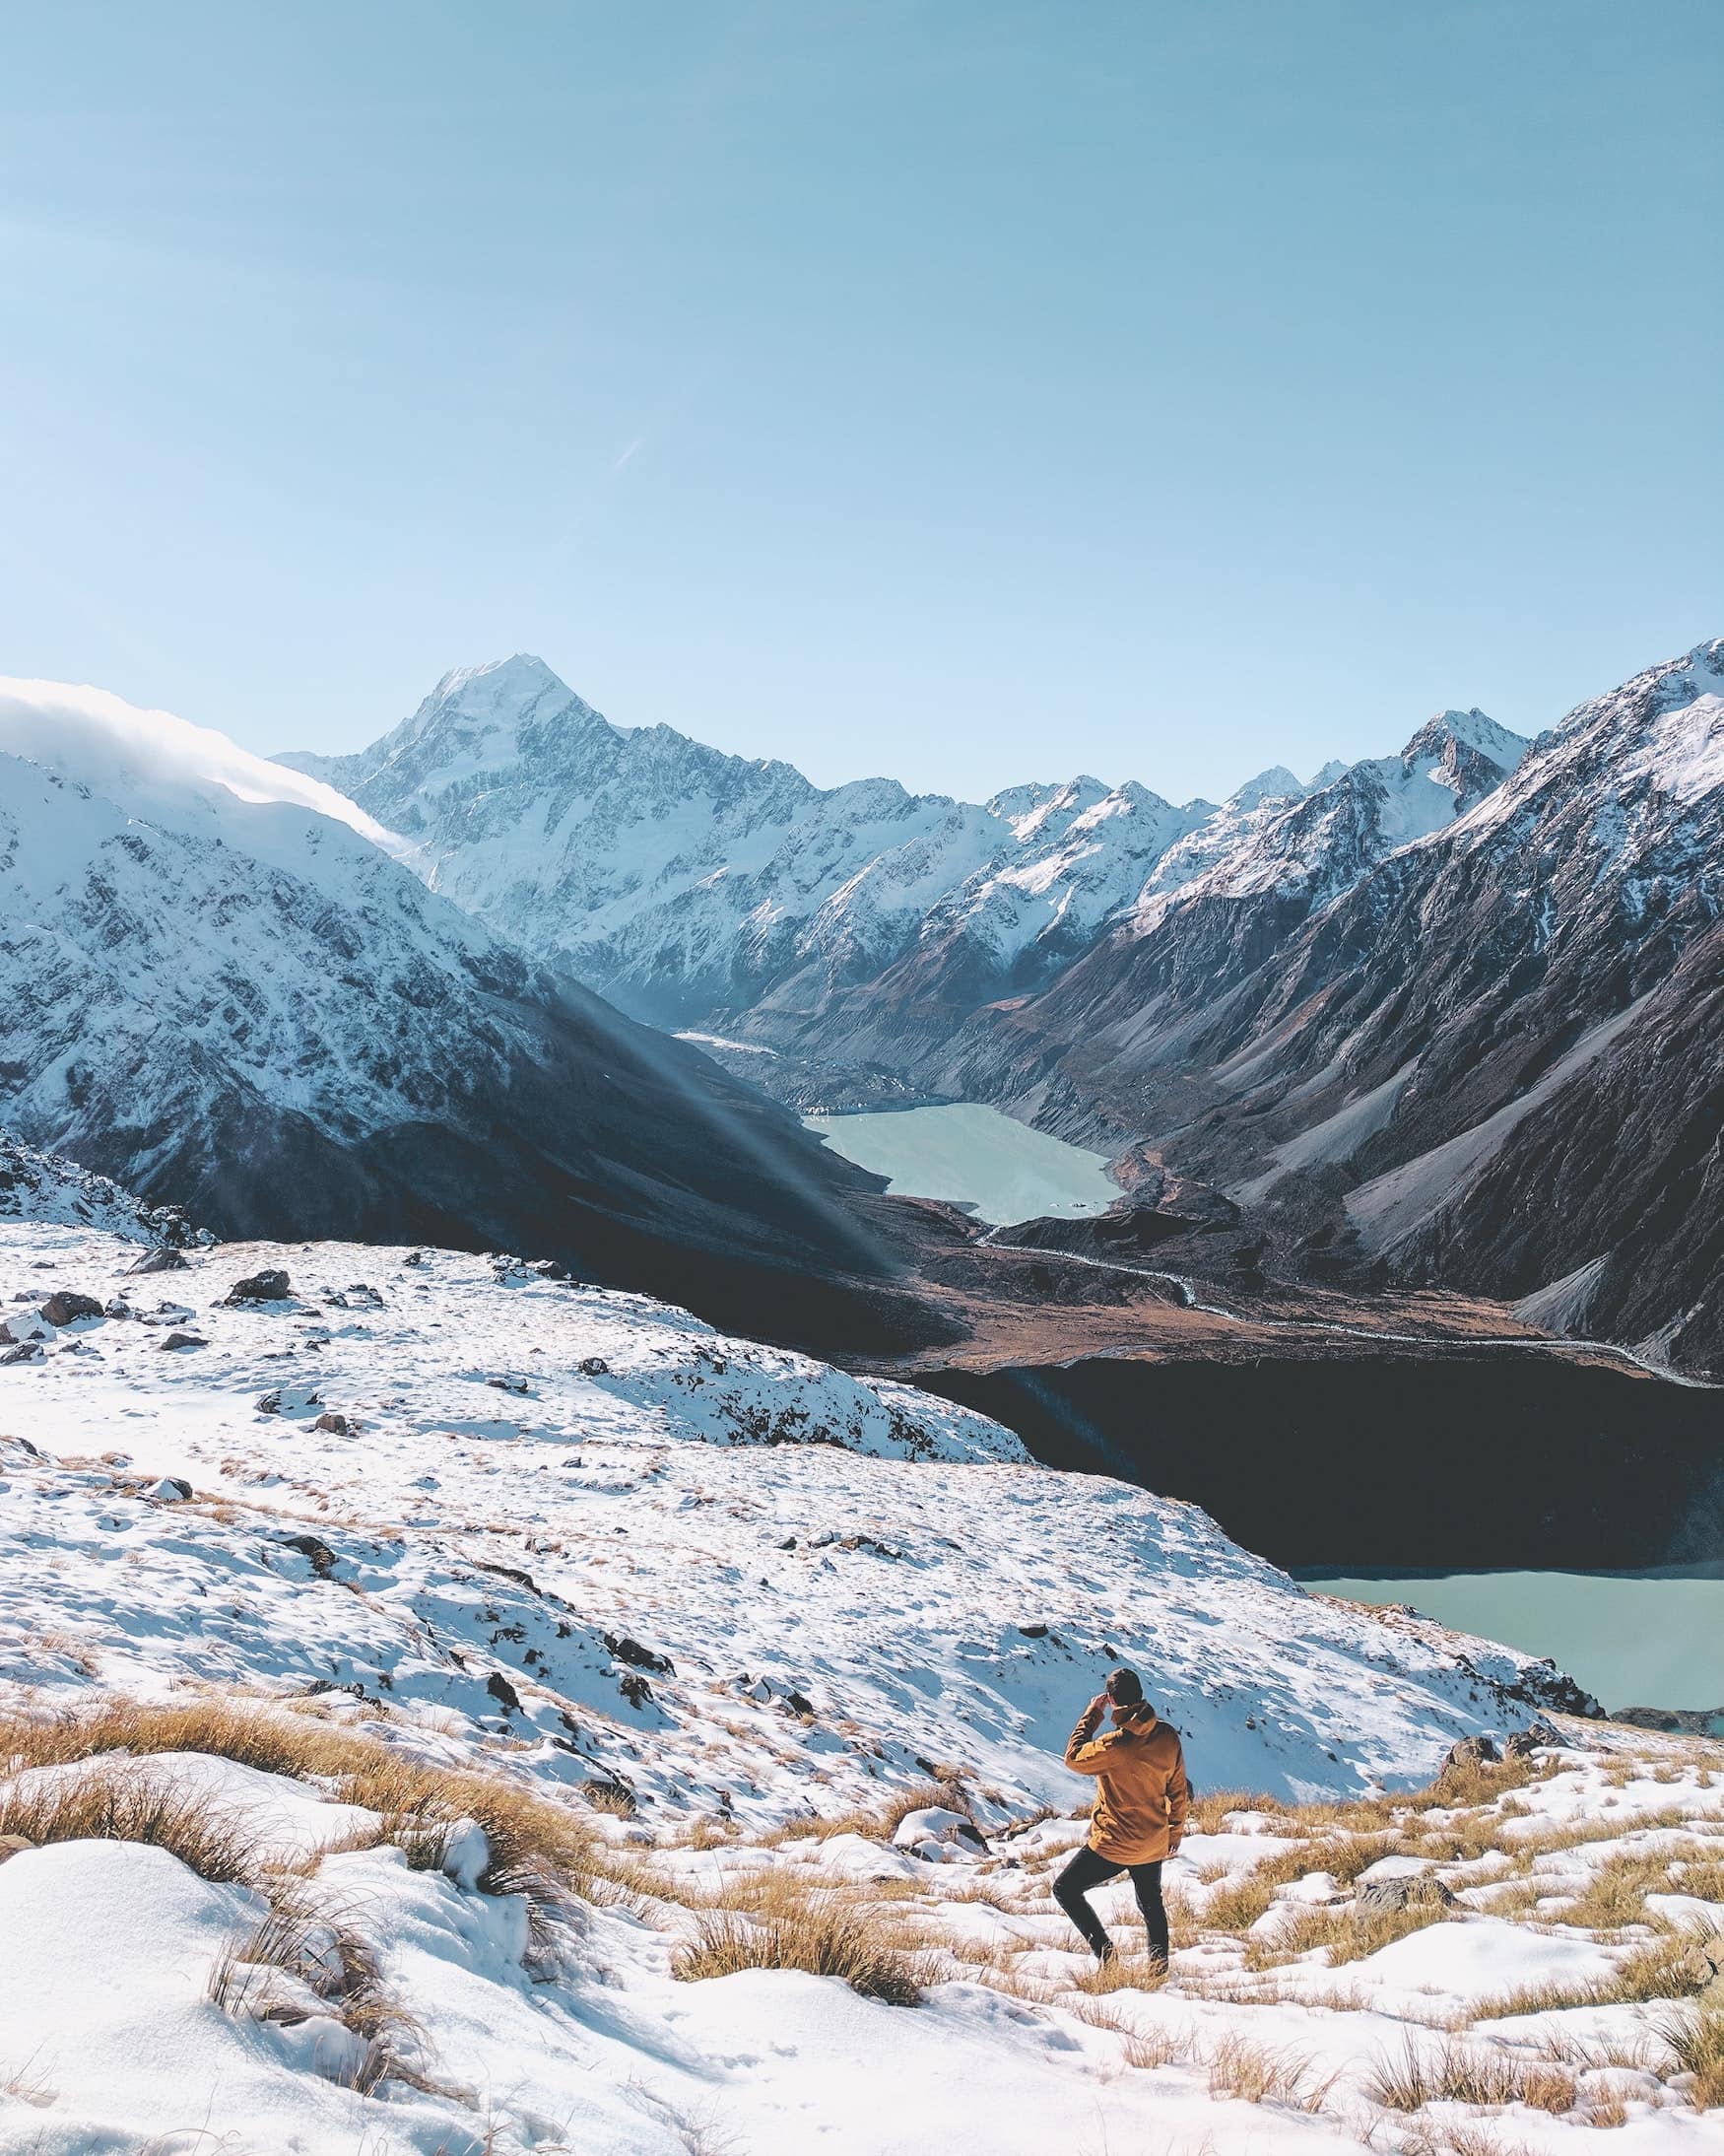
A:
282 653 1474 1031
281 640 1723 1371
935 640 1724 1370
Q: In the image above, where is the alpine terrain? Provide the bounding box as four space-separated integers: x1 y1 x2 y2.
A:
280 640 1724 1375
7 1182 1722 2153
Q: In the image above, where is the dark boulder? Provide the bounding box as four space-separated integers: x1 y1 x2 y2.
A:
1504 1721 1565 1757
224 1268 292 1305
40 1291 102 1326
126 1247 187 1276
605 1632 675 1676
281 1532 337 1579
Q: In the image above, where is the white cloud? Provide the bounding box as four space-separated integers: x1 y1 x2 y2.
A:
0 676 402 852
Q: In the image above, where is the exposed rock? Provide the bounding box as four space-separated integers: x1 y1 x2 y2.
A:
254 1385 321 1416
1441 1735 1499 1774
473 1559 540 1596
0 1835 33 1866
1503 1720 1566 1756
158 1331 208 1351
40 1291 102 1326
893 1804 988 1859
1356 1874 1458 1915
225 1269 292 1305
486 1670 522 1713
1017 1622 1049 1639
0 1341 42 1365
1610 1706 1724 1737
606 1633 675 1676
281 1533 338 1580
148 1477 193 1503
582 1778 637 1815
312 1411 350 1434
577 1356 611 1378
127 1246 188 1275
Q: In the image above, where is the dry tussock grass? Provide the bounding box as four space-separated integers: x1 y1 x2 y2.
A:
0 1693 601 1962
1476 1928 1720 2018
1206 2031 1336 2110
672 1879 934 2006
1243 1887 1451 1970
1658 2001 1724 2109
1122 2025 1183 2069
0 1768 258 1884
0 1695 379 1785
1399 2125 1542 2156
1071 1951 1169 1994
1364 2033 1576 2116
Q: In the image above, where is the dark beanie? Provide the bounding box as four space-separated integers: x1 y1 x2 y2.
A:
1105 1666 1144 1705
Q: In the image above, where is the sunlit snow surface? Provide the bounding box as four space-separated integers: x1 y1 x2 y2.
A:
0 1225 1576 1816
803 1103 1118 1224
4 1222 1716 2156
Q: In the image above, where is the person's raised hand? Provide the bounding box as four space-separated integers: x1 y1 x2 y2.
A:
1088 1692 1111 1718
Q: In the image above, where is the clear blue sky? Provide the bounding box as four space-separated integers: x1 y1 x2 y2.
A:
2 2 1718 801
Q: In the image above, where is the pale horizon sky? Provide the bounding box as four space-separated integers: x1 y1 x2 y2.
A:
1 2 1719 800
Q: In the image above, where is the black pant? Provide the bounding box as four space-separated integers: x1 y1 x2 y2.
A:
1054 1846 1168 1962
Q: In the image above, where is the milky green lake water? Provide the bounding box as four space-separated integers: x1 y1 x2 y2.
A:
803 1102 1117 1227
1298 1570 1724 1718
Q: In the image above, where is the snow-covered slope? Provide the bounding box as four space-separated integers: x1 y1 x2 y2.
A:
0 1129 200 1244
2 1223 1580 1819
13 1216 1718 2156
0 676 901 1332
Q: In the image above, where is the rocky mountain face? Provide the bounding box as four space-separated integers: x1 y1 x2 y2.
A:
938 641 1724 1372
0 680 915 1349
0 1130 201 1246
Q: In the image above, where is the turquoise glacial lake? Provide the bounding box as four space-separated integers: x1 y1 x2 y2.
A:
803 1102 1117 1228
1299 1569 1724 1719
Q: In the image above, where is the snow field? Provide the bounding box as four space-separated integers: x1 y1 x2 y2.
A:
0 1719 1720 2153
2 1226 1581 1826
5 1216 1717 2150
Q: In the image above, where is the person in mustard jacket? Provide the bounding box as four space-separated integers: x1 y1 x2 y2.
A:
1054 1666 1189 1966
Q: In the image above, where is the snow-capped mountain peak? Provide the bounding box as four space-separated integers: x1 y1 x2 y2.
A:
1228 764 1308 810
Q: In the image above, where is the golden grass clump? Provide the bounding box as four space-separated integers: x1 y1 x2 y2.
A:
1563 1850 1679 1932
0 1769 258 1884
672 1881 933 2006
1659 2001 1724 2110
0 1697 377 1785
0 1694 601 1962
1363 2034 1575 2116
1206 2032 1336 2111
1070 1951 1169 1994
